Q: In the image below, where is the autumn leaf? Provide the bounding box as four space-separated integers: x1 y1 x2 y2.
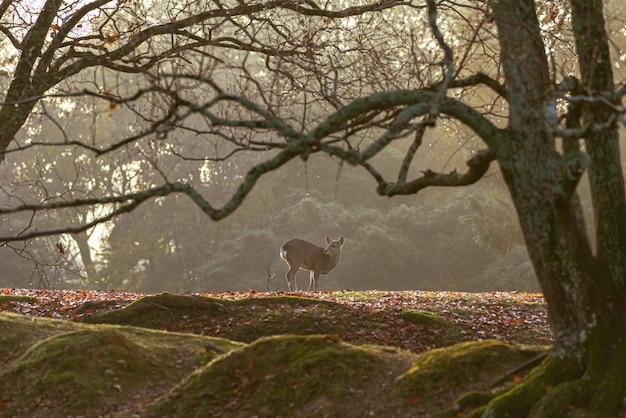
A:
0 289 552 357
549 5 557 22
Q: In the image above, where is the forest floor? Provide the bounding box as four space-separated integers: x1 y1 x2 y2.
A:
0 289 553 417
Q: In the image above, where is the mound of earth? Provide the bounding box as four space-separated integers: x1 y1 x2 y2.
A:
0 290 552 417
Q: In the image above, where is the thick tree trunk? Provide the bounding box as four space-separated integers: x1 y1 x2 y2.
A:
464 0 626 416
492 0 592 347
567 0 626 413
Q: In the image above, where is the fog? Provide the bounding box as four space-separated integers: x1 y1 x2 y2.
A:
1 131 537 292
1 0 624 293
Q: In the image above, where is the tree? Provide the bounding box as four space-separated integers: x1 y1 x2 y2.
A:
0 0 626 415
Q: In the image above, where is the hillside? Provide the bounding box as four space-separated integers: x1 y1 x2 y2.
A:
0 289 552 417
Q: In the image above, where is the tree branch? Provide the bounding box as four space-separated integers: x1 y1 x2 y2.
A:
446 72 508 99
397 116 433 185
375 148 497 196
0 142 304 241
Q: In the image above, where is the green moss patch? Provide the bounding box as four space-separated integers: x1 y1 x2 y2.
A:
0 312 82 366
0 294 37 303
0 312 242 417
143 335 419 418
400 310 451 327
394 340 547 412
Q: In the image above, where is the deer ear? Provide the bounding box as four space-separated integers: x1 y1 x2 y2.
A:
325 235 331 244
339 236 345 246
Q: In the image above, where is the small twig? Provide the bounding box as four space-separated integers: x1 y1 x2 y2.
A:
492 352 549 387
204 341 227 354
266 264 276 291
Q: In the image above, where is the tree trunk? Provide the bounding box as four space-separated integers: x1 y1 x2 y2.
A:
492 0 592 347
0 0 62 160
74 232 97 281
464 0 626 415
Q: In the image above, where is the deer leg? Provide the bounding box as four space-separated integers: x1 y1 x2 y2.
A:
286 267 299 292
308 271 320 292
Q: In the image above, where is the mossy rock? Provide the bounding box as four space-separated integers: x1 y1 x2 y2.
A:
0 313 242 417
400 310 451 327
394 340 547 412
143 334 419 418
399 309 466 347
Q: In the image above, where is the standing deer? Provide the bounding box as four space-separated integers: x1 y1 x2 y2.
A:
279 236 345 292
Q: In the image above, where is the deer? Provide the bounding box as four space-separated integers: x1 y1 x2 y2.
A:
279 236 345 292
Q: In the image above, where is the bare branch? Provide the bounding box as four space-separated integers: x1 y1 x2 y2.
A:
397 116 434 185
0 141 303 241
445 72 508 99
375 148 497 197
427 0 455 111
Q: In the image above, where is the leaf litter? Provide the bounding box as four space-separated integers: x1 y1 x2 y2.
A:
0 288 552 352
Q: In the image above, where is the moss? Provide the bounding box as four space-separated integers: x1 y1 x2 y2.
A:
468 352 584 418
529 378 590 417
440 390 498 417
0 312 82 364
400 310 451 327
0 313 243 417
465 331 626 417
144 334 416 418
2 329 165 414
0 295 37 303
81 292 230 327
394 340 546 407
584 324 626 416
82 294 341 331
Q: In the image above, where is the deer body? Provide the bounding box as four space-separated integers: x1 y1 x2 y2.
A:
280 236 345 292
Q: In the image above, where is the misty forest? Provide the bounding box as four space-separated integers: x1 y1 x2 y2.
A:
1 0 568 294
1 0 626 416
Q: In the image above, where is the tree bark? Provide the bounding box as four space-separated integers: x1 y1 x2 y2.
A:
465 0 626 415
568 0 626 413
0 0 62 160
491 0 591 346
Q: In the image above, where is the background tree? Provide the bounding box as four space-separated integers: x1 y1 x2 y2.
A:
0 0 625 414
0 0 525 292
